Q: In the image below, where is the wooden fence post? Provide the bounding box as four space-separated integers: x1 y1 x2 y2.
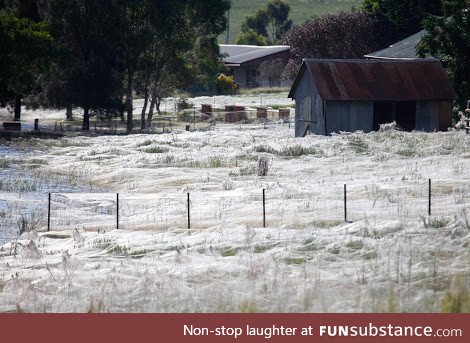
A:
263 189 266 228
47 193 51 232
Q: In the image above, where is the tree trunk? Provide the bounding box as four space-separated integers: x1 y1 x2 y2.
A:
140 83 149 130
126 72 133 133
14 95 21 121
147 87 157 128
82 107 90 131
66 105 73 121
156 97 162 116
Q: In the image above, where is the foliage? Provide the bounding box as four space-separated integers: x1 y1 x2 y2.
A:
441 277 470 313
226 0 362 43
39 0 124 131
0 0 41 21
0 10 52 119
187 36 228 92
133 0 231 128
240 0 292 44
258 58 284 87
362 0 443 43
418 0 470 110
215 74 237 95
284 11 381 60
235 28 267 46
29 0 230 131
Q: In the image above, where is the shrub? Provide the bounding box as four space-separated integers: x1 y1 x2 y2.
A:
177 97 193 111
235 28 267 46
215 74 237 95
144 146 169 154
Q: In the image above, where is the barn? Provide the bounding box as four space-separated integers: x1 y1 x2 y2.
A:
288 58 457 137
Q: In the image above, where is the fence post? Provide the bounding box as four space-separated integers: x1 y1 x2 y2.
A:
344 184 347 222
428 179 432 216
187 192 191 230
263 189 266 228
47 193 51 231
116 193 119 230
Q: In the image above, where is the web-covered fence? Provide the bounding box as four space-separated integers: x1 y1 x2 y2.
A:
1 179 469 241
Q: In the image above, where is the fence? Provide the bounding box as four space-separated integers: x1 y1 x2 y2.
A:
1 178 469 241
21 107 292 136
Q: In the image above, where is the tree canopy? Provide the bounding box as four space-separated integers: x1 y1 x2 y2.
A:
284 11 381 59
362 0 443 43
0 10 53 120
239 0 292 45
235 28 267 46
418 0 470 109
0 0 231 131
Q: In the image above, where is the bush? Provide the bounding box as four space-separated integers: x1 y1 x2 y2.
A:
283 11 381 60
215 74 237 95
177 97 193 111
235 29 267 46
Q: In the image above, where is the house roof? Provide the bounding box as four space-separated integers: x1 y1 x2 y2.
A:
288 58 456 101
365 30 426 59
220 44 290 66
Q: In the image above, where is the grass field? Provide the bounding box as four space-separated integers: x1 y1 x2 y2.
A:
223 0 362 43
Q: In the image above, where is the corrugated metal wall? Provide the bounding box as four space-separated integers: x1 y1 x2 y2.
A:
325 101 373 134
293 70 325 137
416 101 439 132
415 101 453 132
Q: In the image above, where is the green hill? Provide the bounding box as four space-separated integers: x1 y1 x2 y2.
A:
223 0 362 44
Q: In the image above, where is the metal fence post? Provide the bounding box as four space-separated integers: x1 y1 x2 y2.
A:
428 179 432 216
187 192 191 230
263 189 266 228
47 193 51 231
116 193 119 230
344 184 347 222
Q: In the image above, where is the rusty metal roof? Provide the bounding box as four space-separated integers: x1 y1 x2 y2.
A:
288 58 456 101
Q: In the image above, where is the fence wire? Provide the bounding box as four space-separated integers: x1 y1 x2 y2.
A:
1 179 469 241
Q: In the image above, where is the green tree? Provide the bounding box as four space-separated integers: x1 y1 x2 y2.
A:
1 0 41 21
418 0 470 110
265 0 292 44
0 10 52 120
240 0 292 44
362 0 443 42
235 28 267 45
40 0 124 131
118 0 230 132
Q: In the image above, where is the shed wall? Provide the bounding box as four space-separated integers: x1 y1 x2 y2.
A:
325 101 373 134
415 101 453 132
416 101 439 132
293 70 324 137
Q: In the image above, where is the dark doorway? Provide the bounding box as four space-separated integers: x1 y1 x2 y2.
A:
395 101 416 131
373 102 394 131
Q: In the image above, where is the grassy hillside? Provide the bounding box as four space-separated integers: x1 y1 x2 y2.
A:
223 0 362 43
